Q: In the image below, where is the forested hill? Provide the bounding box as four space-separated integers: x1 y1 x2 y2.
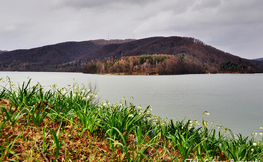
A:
81 36 262 74
0 39 133 71
0 36 262 74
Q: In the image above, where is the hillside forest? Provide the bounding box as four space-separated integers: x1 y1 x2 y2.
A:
83 54 254 75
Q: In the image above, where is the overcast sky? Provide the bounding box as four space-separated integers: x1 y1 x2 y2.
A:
0 0 262 59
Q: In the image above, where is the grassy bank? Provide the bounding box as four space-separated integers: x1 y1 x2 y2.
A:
0 77 262 161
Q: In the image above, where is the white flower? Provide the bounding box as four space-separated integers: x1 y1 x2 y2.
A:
87 96 90 100
189 120 192 124
94 95 98 98
72 94 76 98
138 106 142 110
251 148 254 152
253 143 257 146
260 127 263 130
62 89 67 95
128 114 134 118
259 132 262 136
103 102 107 107
82 90 85 93
205 112 210 116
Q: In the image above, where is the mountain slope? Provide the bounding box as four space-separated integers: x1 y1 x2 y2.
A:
79 36 262 74
0 39 132 70
0 36 262 73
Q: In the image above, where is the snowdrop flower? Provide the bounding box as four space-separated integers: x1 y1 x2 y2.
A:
103 102 107 107
87 96 90 100
62 89 67 95
150 105 153 111
94 95 98 98
251 148 254 152
82 90 85 93
253 143 257 146
73 94 76 98
128 114 134 118
260 127 263 130
189 120 192 124
138 106 142 110
204 112 210 116
259 132 262 136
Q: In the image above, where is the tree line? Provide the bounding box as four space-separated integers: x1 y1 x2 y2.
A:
83 54 206 75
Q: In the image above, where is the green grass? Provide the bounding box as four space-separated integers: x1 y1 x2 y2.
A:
0 76 262 161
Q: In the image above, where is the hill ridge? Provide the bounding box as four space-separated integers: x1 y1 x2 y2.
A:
0 36 262 74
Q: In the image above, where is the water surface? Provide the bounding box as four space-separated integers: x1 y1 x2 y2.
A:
0 72 262 137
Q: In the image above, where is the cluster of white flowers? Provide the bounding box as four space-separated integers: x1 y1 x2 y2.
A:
188 120 193 128
251 132 258 138
102 101 111 107
0 76 10 82
149 105 153 111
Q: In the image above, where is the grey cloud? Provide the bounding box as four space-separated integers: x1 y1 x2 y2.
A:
53 0 157 9
0 0 262 59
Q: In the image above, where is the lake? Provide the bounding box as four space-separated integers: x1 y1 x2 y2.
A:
0 72 262 137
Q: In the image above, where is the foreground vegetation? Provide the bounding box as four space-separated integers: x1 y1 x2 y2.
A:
0 77 262 161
